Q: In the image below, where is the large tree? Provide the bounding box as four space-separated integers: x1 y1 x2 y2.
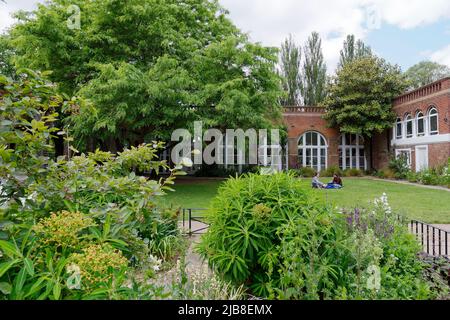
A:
7 0 283 152
338 34 372 70
301 32 327 106
404 61 450 90
0 35 15 78
279 34 302 106
323 56 407 168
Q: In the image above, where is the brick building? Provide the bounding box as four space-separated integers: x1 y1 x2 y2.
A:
283 77 450 172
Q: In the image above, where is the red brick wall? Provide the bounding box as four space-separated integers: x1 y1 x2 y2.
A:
283 110 339 169
429 142 450 168
391 77 450 170
282 78 450 171
393 78 450 135
371 131 391 170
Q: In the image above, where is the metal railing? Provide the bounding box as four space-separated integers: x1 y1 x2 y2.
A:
409 220 449 257
181 208 209 236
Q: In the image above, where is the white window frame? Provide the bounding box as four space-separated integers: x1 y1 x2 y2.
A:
298 131 328 172
405 114 414 138
428 107 439 136
395 118 403 139
416 111 425 137
395 148 412 169
339 134 367 170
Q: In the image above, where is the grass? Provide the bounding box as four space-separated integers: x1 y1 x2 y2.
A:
161 177 450 224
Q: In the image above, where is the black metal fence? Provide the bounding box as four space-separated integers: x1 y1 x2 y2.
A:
181 208 209 236
409 220 449 257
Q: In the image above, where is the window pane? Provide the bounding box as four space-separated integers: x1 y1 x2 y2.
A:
430 116 438 134
306 132 312 145
312 133 318 146
417 118 424 135
299 149 304 166
396 123 402 138
299 136 304 146
306 149 311 166
407 121 413 136
351 148 357 168
339 149 343 169
320 137 326 146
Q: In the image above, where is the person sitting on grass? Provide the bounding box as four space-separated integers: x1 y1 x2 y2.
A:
325 173 343 189
312 172 325 189
331 174 343 187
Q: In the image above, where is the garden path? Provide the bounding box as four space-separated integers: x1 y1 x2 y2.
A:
368 177 450 192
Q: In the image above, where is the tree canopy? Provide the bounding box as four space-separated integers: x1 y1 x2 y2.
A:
7 0 283 151
301 32 327 106
323 56 407 138
279 34 301 106
404 61 450 90
338 34 372 70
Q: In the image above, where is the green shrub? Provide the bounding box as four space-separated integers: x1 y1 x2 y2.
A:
389 155 411 179
406 171 419 183
343 168 364 177
197 172 320 296
199 173 434 300
375 168 395 179
322 166 343 177
291 166 316 177
0 73 185 300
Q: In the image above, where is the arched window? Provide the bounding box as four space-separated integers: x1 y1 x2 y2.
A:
339 134 366 170
405 114 413 138
416 111 425 137
395 118 403 139
298 131 327 172
428 107 439 135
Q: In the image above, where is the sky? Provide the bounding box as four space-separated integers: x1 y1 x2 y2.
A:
1 0 450 73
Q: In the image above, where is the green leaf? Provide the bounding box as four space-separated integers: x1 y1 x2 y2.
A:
24 257 34 277
0 259 20 278
53 282 61 300
24 277 47 299
0 240 22 258
14 268 27 296
0 282 12 295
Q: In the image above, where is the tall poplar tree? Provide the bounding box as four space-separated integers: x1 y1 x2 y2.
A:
338 34 372 69
301 32 327 106
279 34 302 106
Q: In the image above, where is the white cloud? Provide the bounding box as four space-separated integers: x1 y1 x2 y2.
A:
430 44 450 67
0 0 43 32
220 0 450 71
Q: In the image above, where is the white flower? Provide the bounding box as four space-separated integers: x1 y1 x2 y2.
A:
192 149 201 155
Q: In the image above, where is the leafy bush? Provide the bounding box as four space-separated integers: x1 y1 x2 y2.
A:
0 72 187 299
199 173 434 300
291 166 316 177
197 172 318 296
412 166 449 187
374 168 395 179
322 166 343 177
194 165 259 178
343 168 364 177
389 155 411 179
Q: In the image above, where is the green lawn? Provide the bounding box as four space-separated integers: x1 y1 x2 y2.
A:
161 177 450 224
